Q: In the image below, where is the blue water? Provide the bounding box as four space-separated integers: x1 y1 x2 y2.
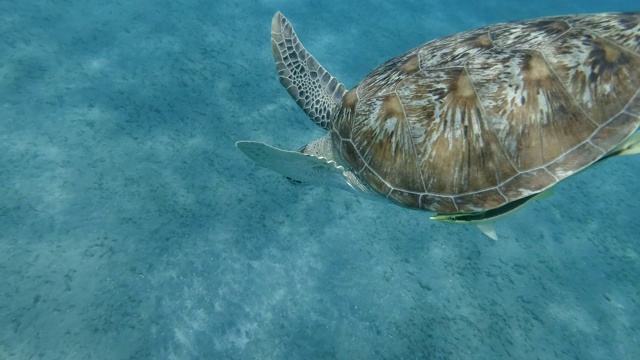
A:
1 0 639 358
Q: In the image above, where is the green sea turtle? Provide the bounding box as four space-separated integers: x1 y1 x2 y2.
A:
238 12 640 239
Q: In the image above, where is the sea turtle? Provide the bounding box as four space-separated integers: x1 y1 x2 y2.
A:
238 12 640 239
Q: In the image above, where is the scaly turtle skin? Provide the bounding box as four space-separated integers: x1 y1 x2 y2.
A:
238 12 640 238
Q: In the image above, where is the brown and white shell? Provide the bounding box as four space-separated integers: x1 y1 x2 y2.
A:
330 13 640 215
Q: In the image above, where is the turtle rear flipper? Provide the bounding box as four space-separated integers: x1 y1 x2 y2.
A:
431 189 554 240
236 141 357 194
611 131 640 156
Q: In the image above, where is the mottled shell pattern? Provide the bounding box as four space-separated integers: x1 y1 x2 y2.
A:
330 13 640 215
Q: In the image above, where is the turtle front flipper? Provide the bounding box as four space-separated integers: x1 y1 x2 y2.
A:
271 12 346 130
236 141 358 194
